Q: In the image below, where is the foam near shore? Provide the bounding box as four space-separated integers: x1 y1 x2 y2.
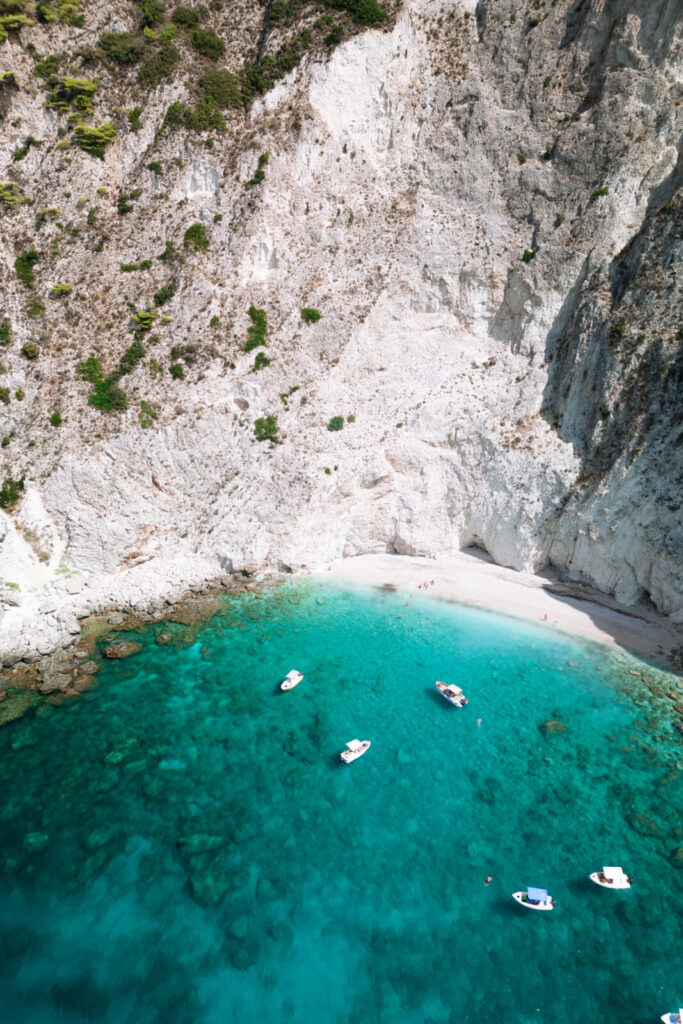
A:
319 551 681 667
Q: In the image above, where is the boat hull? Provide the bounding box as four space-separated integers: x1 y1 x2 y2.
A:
435 682 467 707
589 872 630 889
340 741 371 764
281 672 303 691
512 891 554 911
660 1015 680 1024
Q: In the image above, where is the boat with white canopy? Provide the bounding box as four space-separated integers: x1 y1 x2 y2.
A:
280 670 303 691
340 739 371 764
435 681 469 707
512 887 555 911
589 866 632 889
660 1011 683 1024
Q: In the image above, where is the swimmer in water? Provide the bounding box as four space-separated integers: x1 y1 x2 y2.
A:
485 876 492 886
477 717 482 727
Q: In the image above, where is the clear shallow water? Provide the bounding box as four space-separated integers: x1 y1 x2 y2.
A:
1 580 681 1024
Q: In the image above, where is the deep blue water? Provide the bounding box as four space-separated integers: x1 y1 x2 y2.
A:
0 580 681 1024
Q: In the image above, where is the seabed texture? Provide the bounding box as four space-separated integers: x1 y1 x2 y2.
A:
1 580 681 1023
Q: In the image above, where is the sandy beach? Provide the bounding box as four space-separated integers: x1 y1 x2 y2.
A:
319 551 681 668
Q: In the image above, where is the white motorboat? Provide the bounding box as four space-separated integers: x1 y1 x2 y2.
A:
660 1011 683 1024
280 670 303 691
340 739 371 764
435 680 469 707
512 887 555 911
589 866 632 890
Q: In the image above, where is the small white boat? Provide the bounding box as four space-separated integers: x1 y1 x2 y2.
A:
660 1011 683 1024
512 887 555 911
280 670 303 691
340 739 371 764
435 680 469 707
589 866 632 890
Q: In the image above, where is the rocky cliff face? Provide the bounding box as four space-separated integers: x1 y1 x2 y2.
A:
0 0 681 661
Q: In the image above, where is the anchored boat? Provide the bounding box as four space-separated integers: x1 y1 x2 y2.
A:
661 1011 683 1024
589 866 632 890
512 887 555 911
340 739 371 764
435 681 469 707
281 670 303 691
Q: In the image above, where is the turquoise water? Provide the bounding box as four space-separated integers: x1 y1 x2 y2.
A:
1 580 681 1024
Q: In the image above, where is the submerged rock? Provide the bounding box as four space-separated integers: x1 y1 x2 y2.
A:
177 833 224 856
85 826 119 852
670 847 683 868
0 689 40 727
38 672 72 694
627 813 667 839
102 642 142 660
23 832 49 854
539 720 567 737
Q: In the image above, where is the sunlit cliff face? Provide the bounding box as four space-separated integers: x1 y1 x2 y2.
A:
0 0 681 662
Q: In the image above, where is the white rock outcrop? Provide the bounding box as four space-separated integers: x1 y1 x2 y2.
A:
0 0 681 661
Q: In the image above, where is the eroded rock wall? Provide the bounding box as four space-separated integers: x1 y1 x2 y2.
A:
0 0 681 659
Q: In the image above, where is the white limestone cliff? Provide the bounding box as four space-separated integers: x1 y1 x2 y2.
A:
0 0 681 662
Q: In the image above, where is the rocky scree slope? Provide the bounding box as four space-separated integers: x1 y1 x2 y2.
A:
0 0 681 663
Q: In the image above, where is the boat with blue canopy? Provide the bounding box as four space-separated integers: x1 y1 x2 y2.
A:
660 1011 683 1024
512 886 555 911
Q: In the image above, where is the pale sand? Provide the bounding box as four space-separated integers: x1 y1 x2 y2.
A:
318 552 681 668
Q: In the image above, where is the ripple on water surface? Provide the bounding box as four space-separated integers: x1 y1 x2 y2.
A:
0 580 681 1024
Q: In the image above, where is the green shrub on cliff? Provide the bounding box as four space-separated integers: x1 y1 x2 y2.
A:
139 400 158 428
0 181 32 206
15 249 39 286
13 135 42 161
0 476 25 511
198 67 242 108
183 222 209 251
46 76 98 115
254 415 278 443
139 41 180 87
77 356 129 412
73 122 116 159
162 97 225 133
246 151 269 187
50 282 72 296
245 305 267 351
99 32 144 64
191 26 224 59
172 5 199 27
154 281 176 306
138 0 165 27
